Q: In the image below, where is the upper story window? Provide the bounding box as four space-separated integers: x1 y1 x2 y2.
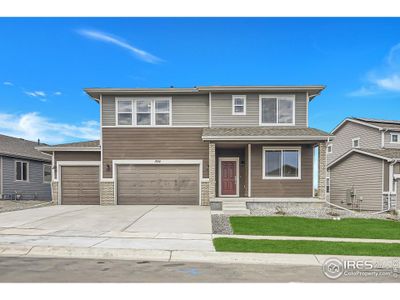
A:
232 95 246 115
116 98 171 127
15 161 29 182
390 133 400 143
260 95 295 126
352 137 360 148
263 147 301 179
327 144 333 154
43 164 52 183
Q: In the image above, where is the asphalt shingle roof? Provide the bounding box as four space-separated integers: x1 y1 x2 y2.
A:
0 134 51 162
202 127 331 139
353 117 400 130
358 148 400 159
51 140 100 148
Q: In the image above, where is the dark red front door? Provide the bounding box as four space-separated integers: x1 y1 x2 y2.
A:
221 160 237 196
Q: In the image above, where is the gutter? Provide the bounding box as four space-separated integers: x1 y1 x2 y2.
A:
202 135 331 141
36 146 101 152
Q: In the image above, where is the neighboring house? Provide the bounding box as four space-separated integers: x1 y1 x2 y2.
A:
37 86 331 208
327 117 400 211
0 134 52 200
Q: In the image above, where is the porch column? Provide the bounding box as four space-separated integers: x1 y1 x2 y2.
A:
209 142 216 201
318 142 327 200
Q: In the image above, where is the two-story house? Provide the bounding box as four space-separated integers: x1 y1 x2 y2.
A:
37 86 330 211
327 117 400 212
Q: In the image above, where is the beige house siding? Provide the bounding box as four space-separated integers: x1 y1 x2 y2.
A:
210 92 307 127
102 128 209 178
384 131 400 149
250 144 313 197
101 94 209 127
329 153 383 211
327 122 381 164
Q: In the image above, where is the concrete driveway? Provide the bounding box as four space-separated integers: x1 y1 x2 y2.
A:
0 205 214 251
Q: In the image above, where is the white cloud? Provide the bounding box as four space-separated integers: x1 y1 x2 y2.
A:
53 91 62 96
375 74 400 91
0 112 99 144
347 86 377 97
3 81 13 86
78 29 162 64
25 91 46 98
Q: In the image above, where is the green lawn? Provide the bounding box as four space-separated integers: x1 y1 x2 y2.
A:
229 216 400 240
213 238 400 257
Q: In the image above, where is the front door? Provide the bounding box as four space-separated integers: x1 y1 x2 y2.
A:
220 159 238 196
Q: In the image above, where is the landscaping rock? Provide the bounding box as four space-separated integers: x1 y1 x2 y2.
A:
212 214 233 234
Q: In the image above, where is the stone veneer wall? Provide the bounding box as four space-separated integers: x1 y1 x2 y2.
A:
100 181 115 205
318 142 327 200
201 181 210 206
208 142 216 201
51 181 58 204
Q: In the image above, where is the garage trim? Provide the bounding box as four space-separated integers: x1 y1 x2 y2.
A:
57 161 101 205
112 159 203 205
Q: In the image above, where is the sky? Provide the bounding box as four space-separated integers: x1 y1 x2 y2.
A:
1 17 400 144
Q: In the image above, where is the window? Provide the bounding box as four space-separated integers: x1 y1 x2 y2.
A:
117 99 133 126
352 138 360 148
327 144 333 154
260 95 295 125
43 164 52 183
326 178 330 193
263 147 301 179
232 95 246 115
15 161 28 181
116 98 171 127
390 133 400 143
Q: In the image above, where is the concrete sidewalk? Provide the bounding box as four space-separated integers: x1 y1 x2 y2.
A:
0 244 399 267
214 234 400 244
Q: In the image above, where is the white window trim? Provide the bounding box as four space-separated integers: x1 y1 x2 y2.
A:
259 94 296 126
352 137 360 148
218 157 240 197
15 160 29 182
115 97 172 127
262 146 301 180
390 133 400 144
43 164 52 183
232 95 246 116
327 144 333 154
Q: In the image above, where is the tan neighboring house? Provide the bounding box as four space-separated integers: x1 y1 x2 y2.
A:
327 117 400 212
37 85 331 212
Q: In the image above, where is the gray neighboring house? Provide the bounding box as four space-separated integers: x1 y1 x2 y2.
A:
327 117 400 212
0 134 52 200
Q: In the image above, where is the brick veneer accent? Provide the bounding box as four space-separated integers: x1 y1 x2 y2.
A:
201 181 210 206
208 142 216 201
318 142 327 200
100 181 115 205
51 181 58 204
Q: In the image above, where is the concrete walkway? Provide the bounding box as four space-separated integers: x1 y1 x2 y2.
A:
0 205 214 252
213 234 400 244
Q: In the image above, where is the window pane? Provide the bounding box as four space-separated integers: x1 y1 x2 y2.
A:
234 106 244 113
234 98 244 106
137 100 151 113
265 151 281 177
155 113 169 125
283 150 299 177
155 100 170 112
262 98 277 124
393 135 398 142
22 163 28 181
278 99 293 124
44 165 51 182
117 100 132 113
137 113 151 125
16 162 21 180
118 113 132 125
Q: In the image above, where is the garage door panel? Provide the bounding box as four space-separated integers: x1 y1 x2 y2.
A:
61 166 100 205
117 164 199 205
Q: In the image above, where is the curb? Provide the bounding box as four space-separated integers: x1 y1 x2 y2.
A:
1 244 399 266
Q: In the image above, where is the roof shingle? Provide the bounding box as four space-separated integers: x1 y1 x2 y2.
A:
0 134 51 162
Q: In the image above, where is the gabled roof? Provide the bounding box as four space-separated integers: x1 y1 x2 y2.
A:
202 127 331 141
0 134 51 162
328 148 400 168
332 117 400 134
85 85 325 101
36 140 100 152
